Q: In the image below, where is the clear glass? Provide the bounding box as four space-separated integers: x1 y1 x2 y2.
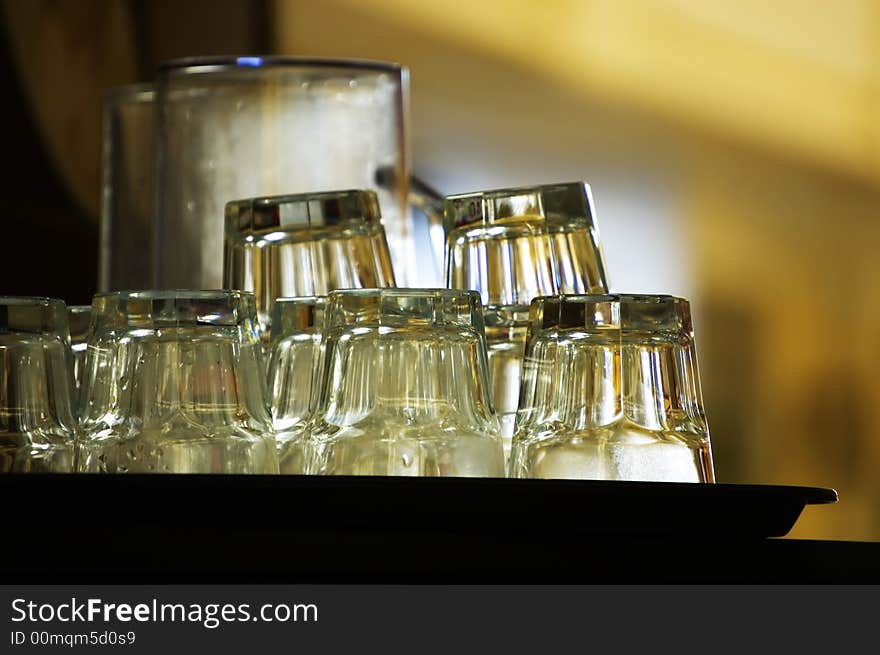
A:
67 305 91 391
0 297 76 472
267 296 326 474
444 181 610 460
224 189 395 335
76 291 277 473
510 294 714 482
99 84 155 292
307 289 504 477
155 56 426 289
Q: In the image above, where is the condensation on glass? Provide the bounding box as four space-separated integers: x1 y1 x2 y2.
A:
307 289 504 477
0 297 76 472
510 294 714 483
267 296 326 474
155 56 424 289
444 181 609 459
224 189 394 335
77 291 277 473
67 305 91 391
99 84 155 292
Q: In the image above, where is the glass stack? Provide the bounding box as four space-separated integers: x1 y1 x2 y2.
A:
224 189 395 336
305 289 504 477
510 294 714 482
0 297 76 472
267 296 326 474
76 291 277 473
444 182 610 460
154 57 420 289
1 49 721 484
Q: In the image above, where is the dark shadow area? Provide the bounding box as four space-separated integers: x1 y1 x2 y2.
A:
0 23 97 304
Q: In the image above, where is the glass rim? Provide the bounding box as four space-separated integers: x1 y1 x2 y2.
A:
447 180 592 201
531 293 689 306
271 296 327 338
274 295 327 306
327 288 480 301
226 189 383 235
0 296 70 336
227 189 380 209
529 293 693 334
444 181 595 230
90 291 260 330
158 55 406 77
92 290 255 302
0 296 66 308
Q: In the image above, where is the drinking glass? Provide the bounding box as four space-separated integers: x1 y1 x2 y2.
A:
307 289 504 477
77 290 277 473
155 56 424 289
99 84 155 292
267 296 326 474
67 305 91 390
444 181 610 458
0 297 76 472
224 189 395 335
510 294 714 482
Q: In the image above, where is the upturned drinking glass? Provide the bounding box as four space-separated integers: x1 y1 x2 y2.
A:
307 289 504 477
99 84 155 292
67 305 91 390
0 297 76 472
267 296 326 474
510 294 714 482
76 291 277 473
155 57 426 289
444 181 609 458
224 189 395 335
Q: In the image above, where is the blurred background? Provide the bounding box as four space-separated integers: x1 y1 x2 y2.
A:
2 0 878 540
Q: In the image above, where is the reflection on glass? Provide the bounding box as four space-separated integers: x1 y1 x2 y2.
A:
510 294 714 482
0 297 76 472
444 181 609 460
77 291 277 473
67 305 91 391
307 289 504 477
224 189 394 336
267 296 326 474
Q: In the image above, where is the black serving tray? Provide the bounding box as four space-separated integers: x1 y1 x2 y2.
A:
1 474 836 539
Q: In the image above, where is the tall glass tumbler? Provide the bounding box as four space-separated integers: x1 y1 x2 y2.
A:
307 289 504 477
77 291 277 473
267 296 326 474
156 57 419 289
444 181 609 457
510 294 714 482
224 189 395 335
67 305 91 390
0 297 76 472
99 84 155 292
